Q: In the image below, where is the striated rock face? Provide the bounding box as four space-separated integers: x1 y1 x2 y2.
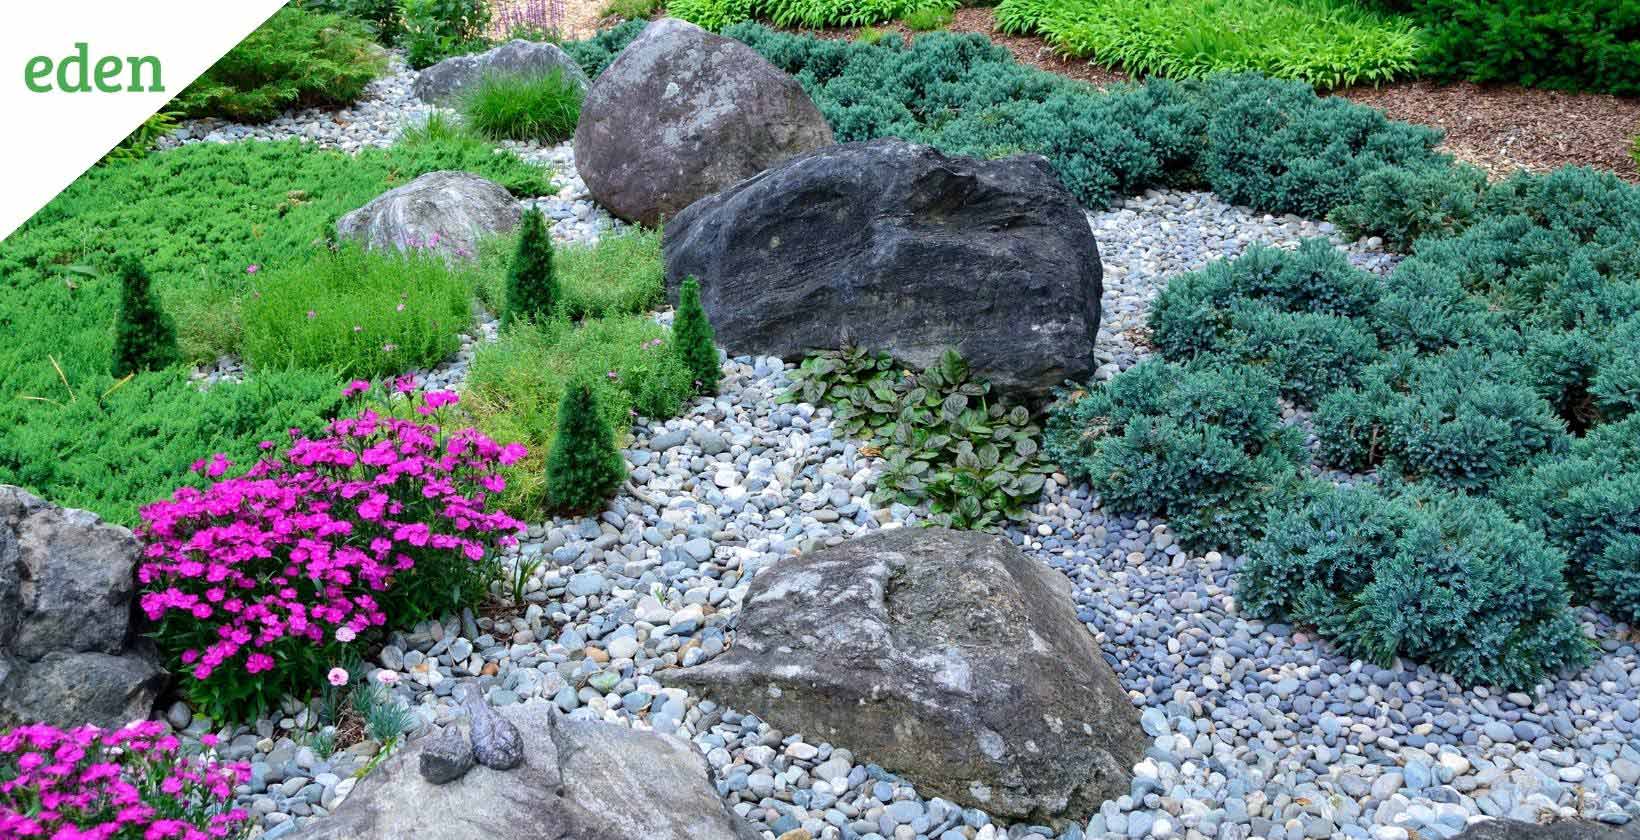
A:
1451 818 1640 839
335 170 521 256
663 527 1144 825
413 39 591 104
301 702 763 840
572 17 833 228
0 485 165 729
663 138 1103 404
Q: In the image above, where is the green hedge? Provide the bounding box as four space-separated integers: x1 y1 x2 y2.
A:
174 6 387 122
1406 0 1640 97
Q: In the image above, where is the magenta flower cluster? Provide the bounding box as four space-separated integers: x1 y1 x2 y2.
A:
135 383 526 698
0 720 248 840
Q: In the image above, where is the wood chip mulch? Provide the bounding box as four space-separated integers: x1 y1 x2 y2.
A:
768 7 1640 183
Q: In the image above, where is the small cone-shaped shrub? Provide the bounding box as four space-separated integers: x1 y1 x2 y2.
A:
502 207 558 328
673 275 720 394
111 255 180 378
546 379 625 513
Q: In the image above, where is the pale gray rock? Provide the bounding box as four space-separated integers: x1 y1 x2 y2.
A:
299 702 761 840
463 690 523 770
663 527 1144 825
413 39 590 104
573 17 833 227
335 170 521 256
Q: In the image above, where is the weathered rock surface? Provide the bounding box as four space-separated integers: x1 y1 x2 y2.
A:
663 139 1103 403
413 39 590 103
463 689 523 770
1452 818 1640 839
573 17 833 227
301 702 762 840
663 527 1144 824
0 485 165 729
419 724 475 785
335 170 521 256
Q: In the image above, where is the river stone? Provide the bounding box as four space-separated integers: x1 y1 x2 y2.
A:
300 702 762 840
662 527 1144 825
463 690 523 770
335 170 520 256
573 17 833 227
1450 818 1640 839
663 138 1103 403
413 39 590 103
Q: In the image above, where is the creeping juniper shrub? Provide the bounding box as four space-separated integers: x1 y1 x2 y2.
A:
1045 360 1304 553
502 208 560 328
1241 483 1590 689
173 6 386 122
1227 307 1383 408
1329 163 1489 251
672 276 722 395
110 256 181 378
546 379 627 513
562 19 646 77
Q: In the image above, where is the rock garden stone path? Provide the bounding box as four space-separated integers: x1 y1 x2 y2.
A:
152 52 1638 840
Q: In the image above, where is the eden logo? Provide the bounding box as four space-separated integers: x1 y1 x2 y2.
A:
24 43 163 93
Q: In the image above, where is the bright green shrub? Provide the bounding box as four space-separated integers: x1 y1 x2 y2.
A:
1201 74 1446 218
241 244 474 378
1045 360 1303 552
1314 351 1567 489
1241 483 1590 689
546 379 627 513
110 256 181 378
1507 416 1640 624
502 208 559 328
400 0 491 68
672 277 722 394
474 227 663 320
299 0 404 44
388 113 556 197
173 7 386 122
464 315 694 517
1229 307 1382 407
1329 163 1489 251
996 0 1420 88
461 70 585 143
671 0 955 31
1408 0 1640 96
903 5 954 29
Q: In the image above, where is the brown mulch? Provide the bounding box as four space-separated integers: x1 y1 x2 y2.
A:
772 6 1640 181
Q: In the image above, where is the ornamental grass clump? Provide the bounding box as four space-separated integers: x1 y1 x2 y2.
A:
502 207 559 328
110 255 181 379
545 379 625 513
136 382 526 719
461 70 585 143
0 720 249 840
672 276 722 394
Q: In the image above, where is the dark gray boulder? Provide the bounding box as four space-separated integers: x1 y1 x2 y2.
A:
301 702 762 840
572 17 833 227
0 485 165 729
662 527 1144 825
419 724 475 785
413 39 590 104
662 138 1103 403
335 170 521 256
1451 818 1640 839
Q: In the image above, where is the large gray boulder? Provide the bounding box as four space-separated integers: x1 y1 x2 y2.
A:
413 39 591 103
0 486 165 729
1452 818 1640 839
301 702 762 840
663 139 1103 403
663 528 1144 825
573 17 833 227
335 170 521 256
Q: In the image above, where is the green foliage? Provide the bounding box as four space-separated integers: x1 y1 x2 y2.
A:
300 0 406 44
1228 307 1382 408
995 0 1420 88
856 25 887 44
110 257 181 379
1202 74 1446 218
173 7 386 122
603 0 664 21
561 19 647 79
671 0 956 31
1406 0 1640 96
473 226 664 320
1045 360 1303 552
502 208 560 328
1329 163 1489 251
241 244 474 378
1240 483 1590 689
546 379 627 513
400 0 491 68
672 277 722 395
460 70 585 143
903 6 954 29
464 315 694 517
102 110 181 166
389 113 556 196
787 348 1050 530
